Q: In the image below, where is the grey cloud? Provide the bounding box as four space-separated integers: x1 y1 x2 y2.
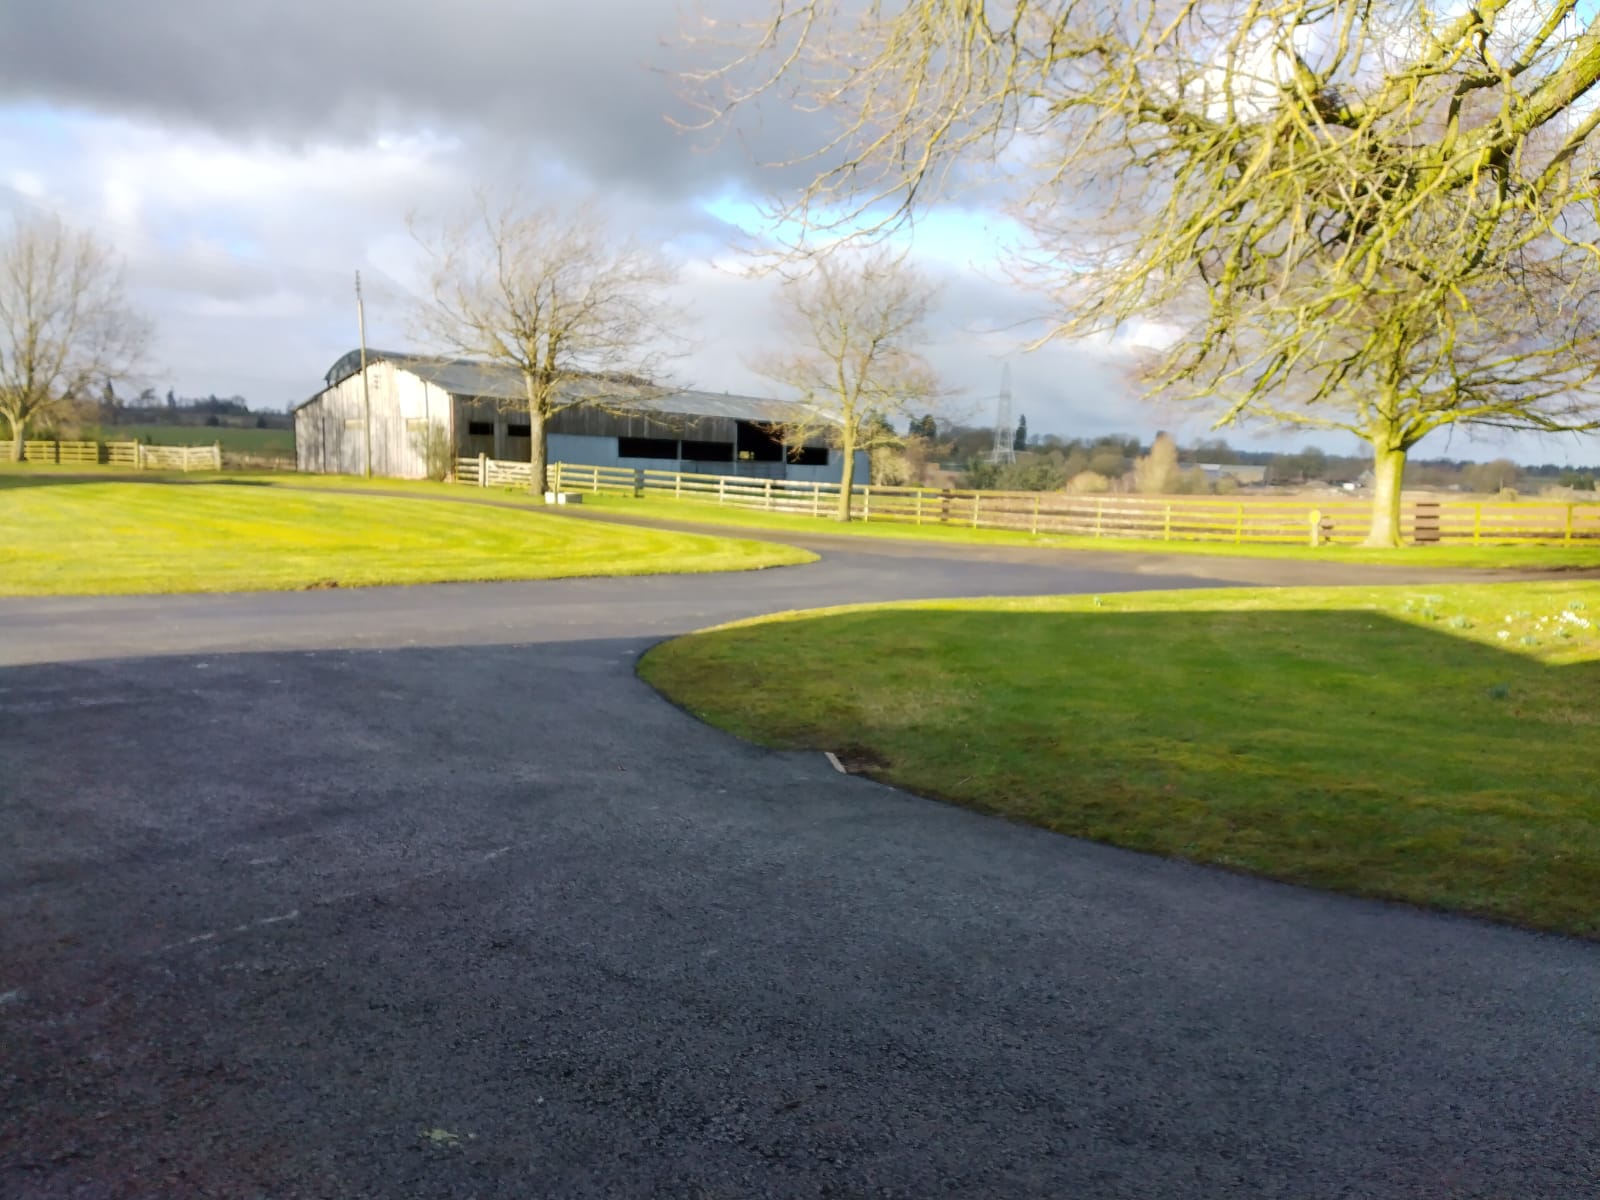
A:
0 0 813 202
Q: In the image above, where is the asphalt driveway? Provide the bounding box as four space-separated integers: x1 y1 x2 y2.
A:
2 541 1595 1198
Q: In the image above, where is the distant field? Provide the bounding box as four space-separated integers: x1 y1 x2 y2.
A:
0 479 813 595
91 424 295 455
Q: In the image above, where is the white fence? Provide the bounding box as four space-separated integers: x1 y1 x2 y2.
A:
450 457 1600 546
136 444 222 472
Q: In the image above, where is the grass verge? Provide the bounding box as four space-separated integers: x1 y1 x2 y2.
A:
0 479 813 595
641 581 1600 937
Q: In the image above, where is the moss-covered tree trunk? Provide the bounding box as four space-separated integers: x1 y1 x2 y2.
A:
1363 443 1408 548
836 429 857 521
528 405 548 497
522 370 550 497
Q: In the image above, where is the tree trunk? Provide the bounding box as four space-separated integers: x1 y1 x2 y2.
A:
1363 444 1408 548
836 433 856 521
529 406 547 496
5 415 21 463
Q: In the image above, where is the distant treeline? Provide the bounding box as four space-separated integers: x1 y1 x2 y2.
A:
892 418 1599 494
99 387 293 430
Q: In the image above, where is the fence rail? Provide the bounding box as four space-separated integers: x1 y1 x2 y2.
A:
1 438 217 470
449 457 1600 547
136 443 222 471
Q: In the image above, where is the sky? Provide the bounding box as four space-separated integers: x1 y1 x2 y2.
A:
0 1 1595 466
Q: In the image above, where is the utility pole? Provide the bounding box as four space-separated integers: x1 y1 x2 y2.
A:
355 270 372 478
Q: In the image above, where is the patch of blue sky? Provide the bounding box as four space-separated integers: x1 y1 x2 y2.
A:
0 102 75 146
701 190 1027 271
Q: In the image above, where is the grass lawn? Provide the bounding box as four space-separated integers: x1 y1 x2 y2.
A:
0 479 813 595
641 581 1600 937
8 468 1597 568
576 492 1600 569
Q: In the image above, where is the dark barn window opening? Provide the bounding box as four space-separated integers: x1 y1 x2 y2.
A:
506 423 532 438
467 421 494 436
735 420 784 463
618 436 680 460
789 445 829 466
681 440 734 462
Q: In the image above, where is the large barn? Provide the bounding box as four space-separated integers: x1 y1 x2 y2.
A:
293 350 861 483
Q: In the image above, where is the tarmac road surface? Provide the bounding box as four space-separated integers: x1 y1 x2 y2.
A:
2 539 1595 1198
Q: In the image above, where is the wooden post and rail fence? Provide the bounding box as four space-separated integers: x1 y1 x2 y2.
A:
1 439 221 471
448 457 1600 547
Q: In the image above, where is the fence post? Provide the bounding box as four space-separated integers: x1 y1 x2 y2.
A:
972 492 982 528
478 452 487 488
1309 509 1322 547
1163 504 1172 541
813 481 820 517
675 471 682 499
1095 498 1103 537
213 441 221 471
1032 494 1040 536
718 477 725 505
764 478 773 510
1566 504 1574 543
635 468 644 498
1472 504 1481 544
863 486 871 522
1235 504 1245 544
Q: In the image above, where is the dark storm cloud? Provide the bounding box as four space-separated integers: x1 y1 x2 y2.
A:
0 0 802 200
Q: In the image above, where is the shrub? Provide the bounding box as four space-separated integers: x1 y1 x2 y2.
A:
997 452 1070 492
1132 432 1182 494
1066 470 1111 495
410 422 455 482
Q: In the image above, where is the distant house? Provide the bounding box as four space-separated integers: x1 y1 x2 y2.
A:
292 350 863 483
1195 462 1269 486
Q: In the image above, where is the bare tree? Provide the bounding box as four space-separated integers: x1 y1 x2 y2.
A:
412 194 685 492
0 215 148 461
753 249 942 520
689 2 1600 545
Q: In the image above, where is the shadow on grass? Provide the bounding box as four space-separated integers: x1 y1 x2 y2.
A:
644 604 1600 936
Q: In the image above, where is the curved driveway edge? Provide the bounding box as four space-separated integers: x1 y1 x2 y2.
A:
3 542 1596 1198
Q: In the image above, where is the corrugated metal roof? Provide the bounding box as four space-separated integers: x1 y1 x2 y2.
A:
313 349 813 425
